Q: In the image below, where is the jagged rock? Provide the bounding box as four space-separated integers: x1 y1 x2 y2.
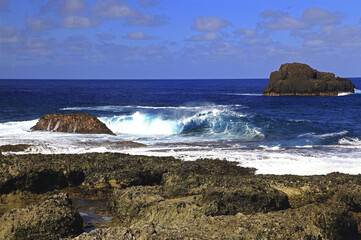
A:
71 227 135 240
263 63 355 96
73 201 358 240
30 113 115 135
199 186 290 215
0 193 83 240
1 153 361 239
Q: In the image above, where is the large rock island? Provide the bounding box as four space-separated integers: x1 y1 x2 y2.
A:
263 63 355 96
31 113 115 135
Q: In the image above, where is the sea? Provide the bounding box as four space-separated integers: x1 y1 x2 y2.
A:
1 79 361 175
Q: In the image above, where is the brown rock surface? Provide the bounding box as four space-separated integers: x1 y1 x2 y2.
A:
0 193 83 240
30 113 115 135
263 63 355 96
1 153 360 239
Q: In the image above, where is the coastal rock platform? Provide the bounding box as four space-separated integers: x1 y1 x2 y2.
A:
30 113 115 135
0 150 360 239
263 63 355 96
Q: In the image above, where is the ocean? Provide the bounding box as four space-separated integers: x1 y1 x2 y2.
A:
1 79 361 175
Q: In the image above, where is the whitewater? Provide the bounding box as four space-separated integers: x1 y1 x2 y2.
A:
1 79 361 175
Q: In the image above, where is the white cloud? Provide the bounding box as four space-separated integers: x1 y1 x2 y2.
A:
188 32 219 42
62 16 99 29
295 25 361 48
20 39 56 56
93 0 132 19
235 28 273 47
58 0 86 16
123 31 151 40
192 16 230 32
92 0 167 26
63 35 92 54
260 10 309 31
26 17 58 33
235 28 257 38
0 26 18 43
126 11 168 26
302 7 341 25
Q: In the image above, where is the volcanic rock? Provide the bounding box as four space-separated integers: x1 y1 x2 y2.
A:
263 63 355 96
0 193 83 240
30 113 115 135
1 153 361 239
72 202 358 240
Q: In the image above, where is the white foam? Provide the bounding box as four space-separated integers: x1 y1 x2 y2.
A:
121 145 361 175
338 137 361 148
226 93 262 96
100 112 181 136
337 92 353 96
1 116 360 175
60 104 245 112
299 131 348 139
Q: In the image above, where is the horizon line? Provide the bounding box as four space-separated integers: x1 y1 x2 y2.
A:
1 76 361 81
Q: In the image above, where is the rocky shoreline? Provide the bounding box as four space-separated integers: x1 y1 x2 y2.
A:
0 146 360 239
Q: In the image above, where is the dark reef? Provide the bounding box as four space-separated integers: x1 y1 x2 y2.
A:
263 62 355 96
30 113 116 135
0 150 360 239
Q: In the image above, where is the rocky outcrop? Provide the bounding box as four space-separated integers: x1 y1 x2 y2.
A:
30 113 115 135
73 202 358 240
263 63 355 96
1 153 360 239
0 193 83 240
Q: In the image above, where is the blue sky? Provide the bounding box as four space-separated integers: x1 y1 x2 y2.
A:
1 0 361 79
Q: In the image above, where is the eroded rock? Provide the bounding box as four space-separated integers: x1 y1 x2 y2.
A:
0 193 83 240
30 113 115 135
263 63 355 96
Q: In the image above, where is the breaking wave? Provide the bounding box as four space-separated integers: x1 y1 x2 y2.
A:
99 109 265 140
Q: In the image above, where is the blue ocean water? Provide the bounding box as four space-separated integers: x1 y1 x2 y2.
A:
1 79 361 175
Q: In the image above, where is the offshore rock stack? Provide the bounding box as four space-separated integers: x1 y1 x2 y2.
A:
263 63 355 96
30 113 116 135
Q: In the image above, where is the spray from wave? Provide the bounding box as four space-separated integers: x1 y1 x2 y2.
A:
99 109 265 140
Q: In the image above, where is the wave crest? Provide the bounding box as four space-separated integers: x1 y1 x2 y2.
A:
181 110 264 140
99 110 265 141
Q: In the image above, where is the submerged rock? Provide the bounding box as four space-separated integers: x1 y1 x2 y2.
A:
0 144 31 154
263 63 355 96
0 193 83 240
30 113 115 135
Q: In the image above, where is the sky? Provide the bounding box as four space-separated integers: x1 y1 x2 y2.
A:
0 0 361 79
